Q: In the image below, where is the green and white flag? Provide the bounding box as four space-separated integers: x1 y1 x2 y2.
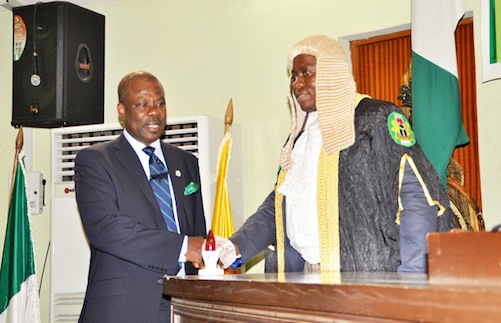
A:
411 0 470 188
481 0 501 81
0 152 41 323
488 0 501 64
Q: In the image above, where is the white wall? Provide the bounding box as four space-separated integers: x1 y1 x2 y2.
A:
0 0 499 321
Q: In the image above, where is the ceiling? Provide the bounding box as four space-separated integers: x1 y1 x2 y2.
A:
1 0 116 12
6 0 111 5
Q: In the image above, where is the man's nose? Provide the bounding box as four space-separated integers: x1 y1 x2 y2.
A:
146 103 161 114
293 76 305 90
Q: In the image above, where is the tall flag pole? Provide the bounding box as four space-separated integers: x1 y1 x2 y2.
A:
411 0 470 188
211 99 235 241
0 128 41 323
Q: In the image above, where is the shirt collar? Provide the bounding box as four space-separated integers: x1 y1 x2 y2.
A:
123 129 164 163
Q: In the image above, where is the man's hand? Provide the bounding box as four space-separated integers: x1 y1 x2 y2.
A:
215 236 240 268
186 236 205 269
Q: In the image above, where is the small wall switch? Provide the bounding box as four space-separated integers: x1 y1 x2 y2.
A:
26 171 44 215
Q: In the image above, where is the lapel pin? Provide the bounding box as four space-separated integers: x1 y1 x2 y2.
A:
175 170 181 177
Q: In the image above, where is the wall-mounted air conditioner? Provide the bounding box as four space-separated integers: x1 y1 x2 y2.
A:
50 115 243 322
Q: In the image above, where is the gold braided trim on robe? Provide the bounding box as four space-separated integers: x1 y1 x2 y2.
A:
317 148 341 272
315 94 367 272
396 154 446 224
274 151 341 273
274 169 287 273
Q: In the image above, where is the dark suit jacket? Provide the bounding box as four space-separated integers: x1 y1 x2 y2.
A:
75 134 206 323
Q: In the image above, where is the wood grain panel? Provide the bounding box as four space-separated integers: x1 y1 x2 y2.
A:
165 273 501 322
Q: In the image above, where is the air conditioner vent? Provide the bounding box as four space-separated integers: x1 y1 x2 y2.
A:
52 119 200 182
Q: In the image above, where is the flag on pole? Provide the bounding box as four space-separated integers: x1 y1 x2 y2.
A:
211 99 235 240
489 0 501 64
0 129 41 323
411 0 470 188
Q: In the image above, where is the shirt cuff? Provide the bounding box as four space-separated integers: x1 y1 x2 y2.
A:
178 235 188 262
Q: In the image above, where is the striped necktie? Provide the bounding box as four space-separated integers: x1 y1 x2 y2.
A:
142 146 178 233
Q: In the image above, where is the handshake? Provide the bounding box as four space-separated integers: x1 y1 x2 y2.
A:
187 230 241 272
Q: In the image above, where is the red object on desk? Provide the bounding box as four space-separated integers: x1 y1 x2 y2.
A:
205 230 216 251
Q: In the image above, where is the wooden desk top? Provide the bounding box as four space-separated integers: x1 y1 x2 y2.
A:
164 272 501 322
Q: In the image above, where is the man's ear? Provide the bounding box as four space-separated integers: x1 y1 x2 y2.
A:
117 103 127 127
117 103 125 119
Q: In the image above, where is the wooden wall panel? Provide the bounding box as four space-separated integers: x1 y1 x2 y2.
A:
351 30 411 107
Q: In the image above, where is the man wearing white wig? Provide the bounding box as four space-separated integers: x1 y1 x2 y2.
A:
219 35 455 273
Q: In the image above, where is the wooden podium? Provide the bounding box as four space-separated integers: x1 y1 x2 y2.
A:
163 272 501 322
428 231 501 285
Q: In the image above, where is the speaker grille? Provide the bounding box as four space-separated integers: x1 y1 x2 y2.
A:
12 2 105 128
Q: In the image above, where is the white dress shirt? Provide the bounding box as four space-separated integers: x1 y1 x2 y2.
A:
277 112 322 264
123 129 188 274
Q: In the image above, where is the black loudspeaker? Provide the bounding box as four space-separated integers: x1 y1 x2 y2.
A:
12 1 105 128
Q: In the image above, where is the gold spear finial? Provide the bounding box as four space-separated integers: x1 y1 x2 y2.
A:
15 126 24 153
10 127 24 196
224 99 233 135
